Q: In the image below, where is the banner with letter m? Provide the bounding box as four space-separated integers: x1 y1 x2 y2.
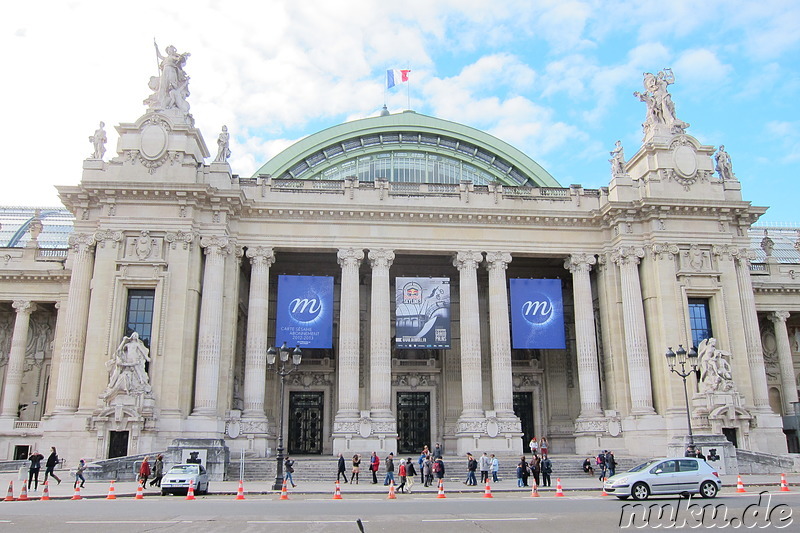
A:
275 275 334 348
509 278 566 349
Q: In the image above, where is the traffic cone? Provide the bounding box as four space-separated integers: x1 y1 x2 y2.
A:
601 477 609 496
185 479 196 500
40 481 50 501
279 479 289 500
437 480 446 498
235 479 246 500
387 480 397 499
736 475 746 493
106 480 117 500
530 479 539 497
4 481 15 501
780 473 790 492
333 480 343 500
135 481 145 499
483 480 493 498
71 485 82 500
18 481 29 501
554 478 565 497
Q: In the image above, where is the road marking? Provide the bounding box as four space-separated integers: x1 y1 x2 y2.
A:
422 518 539 522
67 521 191 524
248 520 368 524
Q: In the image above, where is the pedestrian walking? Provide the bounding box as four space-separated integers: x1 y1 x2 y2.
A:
138 456 151 486
597 451 607 480
405 458 416 493
418 451 427 484
433 458 445 482
351 453 361 484
370 451 380 484
337 453 349 482
490 454 499 483
397 460 407 493
530 454 541 487
479 452 490 483
465 453 478 485
285 456 297 487
423 455 433 486
44 447 62 485
150 454 164 487
28 450 44 491
605 451 617 477
383 452 395 485
541 454 552 487
74 459 86 489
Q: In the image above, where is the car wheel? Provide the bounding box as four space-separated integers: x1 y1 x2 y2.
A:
631 482 650 501
616 495 630 500
699 481 718 499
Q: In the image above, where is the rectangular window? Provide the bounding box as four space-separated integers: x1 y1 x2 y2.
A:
688 298 712 349
125 289 155 350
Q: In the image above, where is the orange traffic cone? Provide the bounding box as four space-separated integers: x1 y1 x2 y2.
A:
437 479 446 498
40 481 50 501
235 479 246 500
134 481 145 499
71 485 82 500
387 480 397 499
18 481 29 501
185 479 196 500
483 480 493 498
554 478 565 497
279 479 289 500
736 475 746 493
780 473 790 492
332 480 343 500
106 480 117 500
530 479 539 497
601 477 609 496
4 481 15 501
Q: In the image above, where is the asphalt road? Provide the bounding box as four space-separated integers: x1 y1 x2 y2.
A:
1 491 798 532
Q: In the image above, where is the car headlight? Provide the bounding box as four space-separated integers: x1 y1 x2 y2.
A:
613 477 629 485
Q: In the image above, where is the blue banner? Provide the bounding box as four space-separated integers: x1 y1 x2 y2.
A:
509 278 566 349
275 275 334 349
395 277 451 349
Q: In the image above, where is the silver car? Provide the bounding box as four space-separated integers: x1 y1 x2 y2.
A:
160 463 210 496
603 457 721 500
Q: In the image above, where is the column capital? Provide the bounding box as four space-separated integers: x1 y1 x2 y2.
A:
711 244 737 261
453 250 483 271
650 242 679 261
611 246 644 266
68 232 96 252
200 235 232 255
564 253 596 273
337 247 364 268
246 245 275 266
368 248 395 269
485 251 512 270
12 300 37 315
769 311 791 323
732 247 757 266
93 230 123 248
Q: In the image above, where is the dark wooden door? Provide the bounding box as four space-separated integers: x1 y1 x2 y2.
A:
513 392 535 448
108 430 129 458
289 391 323 454
397 392 430 454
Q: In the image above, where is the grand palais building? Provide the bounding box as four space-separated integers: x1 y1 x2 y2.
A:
1 51 799 474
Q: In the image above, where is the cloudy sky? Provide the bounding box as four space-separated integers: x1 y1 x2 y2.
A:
2 0 798 223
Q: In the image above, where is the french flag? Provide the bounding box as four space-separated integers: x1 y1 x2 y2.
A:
387 69 411 89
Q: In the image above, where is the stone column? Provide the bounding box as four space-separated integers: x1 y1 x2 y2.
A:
52 233 96 414
454 251 484 420
734 251 771 411
565 253 603 418
368 249 394 420
0 301 37 418
769 311 798 414
242 246 275 419
485 252 515 417
335 248 364 421
611 246 655 415
192 236 231 416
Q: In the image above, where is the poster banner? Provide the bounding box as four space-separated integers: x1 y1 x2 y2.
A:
509 278 566 349
395 277 451 349
275 275 334 349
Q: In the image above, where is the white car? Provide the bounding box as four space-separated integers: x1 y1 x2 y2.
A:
160 463 210 496
603 457 721 500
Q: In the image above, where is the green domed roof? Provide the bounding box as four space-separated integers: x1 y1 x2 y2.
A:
252 111 560 188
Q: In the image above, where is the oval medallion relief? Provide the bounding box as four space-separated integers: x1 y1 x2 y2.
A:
673 145 697 177
140 124 168 160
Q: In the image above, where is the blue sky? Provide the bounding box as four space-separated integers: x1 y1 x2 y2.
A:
2 0 798 223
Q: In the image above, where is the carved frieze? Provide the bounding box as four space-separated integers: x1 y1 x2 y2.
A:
680 244 708 272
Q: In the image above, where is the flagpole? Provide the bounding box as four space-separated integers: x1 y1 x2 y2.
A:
406 71 410 111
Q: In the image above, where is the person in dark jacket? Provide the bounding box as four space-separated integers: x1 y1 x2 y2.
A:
433 458 445 482
541 455 552 487
44 447 62 485
517 456 529 487
383 453 395 486
369 451 380 484
149 454 164 488
529 454 541 487
337 453 348 482
285 456 297 487
28 450 44 491
465 453 478 485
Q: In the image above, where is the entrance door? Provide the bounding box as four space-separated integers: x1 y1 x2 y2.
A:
288 391 323 454
513 392 535 449
397 392 430 454
723 427 738 448
108 431 129 458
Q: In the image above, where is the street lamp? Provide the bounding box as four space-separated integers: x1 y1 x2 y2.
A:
266 341 302 490
665 344 699 454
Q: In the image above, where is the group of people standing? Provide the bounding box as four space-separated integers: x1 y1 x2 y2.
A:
27 447 62 491
516 453 552 487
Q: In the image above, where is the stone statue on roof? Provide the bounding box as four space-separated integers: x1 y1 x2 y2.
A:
214 126 231 163
89 122 107 160
144 40 191 117
609 140 625 177
634 68 689 138
714 145 735 180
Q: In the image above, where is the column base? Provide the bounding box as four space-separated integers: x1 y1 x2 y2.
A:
453 412 522 455
332 412 397 455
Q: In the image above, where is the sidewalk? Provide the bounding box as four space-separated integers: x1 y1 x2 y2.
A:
0 472 797 500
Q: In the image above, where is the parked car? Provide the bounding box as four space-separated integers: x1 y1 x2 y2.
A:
160 463 209 496
603 457 721 500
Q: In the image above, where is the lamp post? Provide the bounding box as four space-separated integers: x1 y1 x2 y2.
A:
266 341 302 490
665 344 699 454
